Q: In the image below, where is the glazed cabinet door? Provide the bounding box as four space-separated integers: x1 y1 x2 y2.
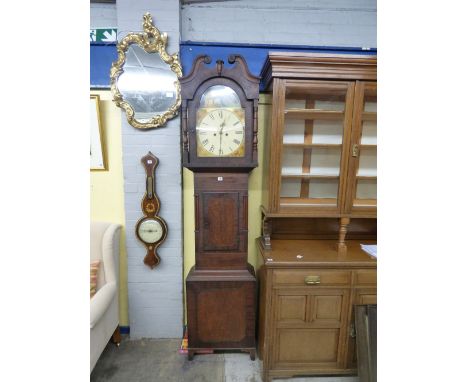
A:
271 288 350 371
345 81 377 216
269 79 355 216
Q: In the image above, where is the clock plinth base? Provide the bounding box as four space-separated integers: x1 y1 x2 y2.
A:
186 265 256 359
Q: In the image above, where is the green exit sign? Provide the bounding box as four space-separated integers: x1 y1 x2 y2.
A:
90 28 117 43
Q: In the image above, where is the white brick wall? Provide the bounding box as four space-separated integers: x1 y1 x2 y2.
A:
181 0 376 48
117 0 183 339
90 3 117 29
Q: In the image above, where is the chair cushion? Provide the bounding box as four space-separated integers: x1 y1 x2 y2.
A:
90 260 101 298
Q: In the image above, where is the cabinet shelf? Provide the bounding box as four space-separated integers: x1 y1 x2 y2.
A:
362 112 377 121
283 143 342 148
284 109 344 120
356 175 377 179
281 173 340 179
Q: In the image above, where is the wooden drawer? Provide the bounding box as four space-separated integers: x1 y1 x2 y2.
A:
273 269 351 286
354 270 377 286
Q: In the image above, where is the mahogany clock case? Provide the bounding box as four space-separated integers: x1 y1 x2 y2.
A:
181 54 260 360
180 54 260 172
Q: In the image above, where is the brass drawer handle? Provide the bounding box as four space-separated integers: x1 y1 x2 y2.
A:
305 275 321 285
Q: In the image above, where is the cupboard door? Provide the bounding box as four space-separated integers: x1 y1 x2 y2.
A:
275 328 341 367
273 288 350 369
272 79 355 215
345 81 377 216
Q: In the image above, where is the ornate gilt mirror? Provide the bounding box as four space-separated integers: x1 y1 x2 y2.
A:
110 13 182 129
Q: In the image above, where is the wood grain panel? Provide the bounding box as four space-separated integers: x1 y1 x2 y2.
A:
197 287 246 342
278 295 307 323
202 192 239 251
277 328 340 363
313 295 343 321
268 217 377 240
186 268 256 350
355 270 377 286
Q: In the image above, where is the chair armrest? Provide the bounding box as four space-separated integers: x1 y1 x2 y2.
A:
90 282 117 329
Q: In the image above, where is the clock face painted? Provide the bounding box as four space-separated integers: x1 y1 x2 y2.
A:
196 108 245 157
137 218 164 244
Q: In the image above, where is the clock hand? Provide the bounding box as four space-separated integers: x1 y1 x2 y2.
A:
218 116 226 155
219 125 223 155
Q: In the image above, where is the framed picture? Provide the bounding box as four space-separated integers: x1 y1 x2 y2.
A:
90 94 107 170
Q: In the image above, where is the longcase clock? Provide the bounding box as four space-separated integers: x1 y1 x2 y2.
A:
181 55 260 360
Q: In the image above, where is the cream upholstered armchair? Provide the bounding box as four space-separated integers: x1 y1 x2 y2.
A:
90 221 122 372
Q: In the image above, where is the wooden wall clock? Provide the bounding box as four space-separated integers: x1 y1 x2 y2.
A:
135 151 168 269
181 55 260 360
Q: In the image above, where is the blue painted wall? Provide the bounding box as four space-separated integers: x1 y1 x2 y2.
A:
90 43 117 89
91 41 376 90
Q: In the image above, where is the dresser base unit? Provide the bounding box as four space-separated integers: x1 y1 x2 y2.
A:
186 265 257 360
257 239 376 382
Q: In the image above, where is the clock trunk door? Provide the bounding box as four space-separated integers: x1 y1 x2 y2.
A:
202 192 240 251
194 173 248 269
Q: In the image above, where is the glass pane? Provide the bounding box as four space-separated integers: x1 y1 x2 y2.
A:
356 179 376 199
360 91 377 144
310 147 341 176
283 88 346 146
361 120 377 145
308 179 339 199
199 85 241 108
283 119 306 144
279 83 351 208
364 100 377 112
352 84 377 207
280 179 301 197
281 147 341 176
357 147 376 177
196 86 245 158
283 119 343 144
284 88 346 111
281 147 304 175
312 120 343 144
280 178 339 200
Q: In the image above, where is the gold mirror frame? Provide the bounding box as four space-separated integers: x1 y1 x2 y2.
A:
110 13 182 129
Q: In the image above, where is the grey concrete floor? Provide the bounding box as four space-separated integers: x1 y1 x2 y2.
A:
91 338 359 382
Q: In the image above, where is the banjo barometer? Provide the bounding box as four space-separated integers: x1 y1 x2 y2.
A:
135 151 168 268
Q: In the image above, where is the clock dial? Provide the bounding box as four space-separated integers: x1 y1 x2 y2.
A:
137 218 164 244
196 108 245 157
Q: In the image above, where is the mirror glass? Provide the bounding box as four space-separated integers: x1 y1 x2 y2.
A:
117 45 179 123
